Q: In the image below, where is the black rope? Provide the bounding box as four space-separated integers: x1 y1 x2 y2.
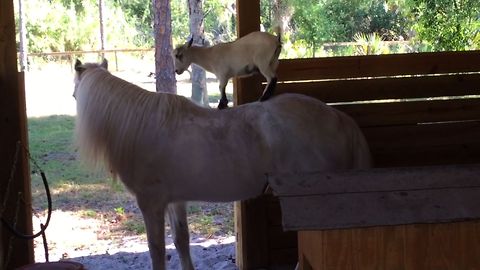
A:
40 223 49 262
1 171 52 240
1 142 53 263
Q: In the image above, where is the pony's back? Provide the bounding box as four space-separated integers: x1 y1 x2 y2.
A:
259 93 372 173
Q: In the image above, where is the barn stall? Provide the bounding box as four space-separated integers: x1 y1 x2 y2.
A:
2 0 480 269
233 0 480 269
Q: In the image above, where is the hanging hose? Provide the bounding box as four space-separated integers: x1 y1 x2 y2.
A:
1 171 52 240
1 141 53 262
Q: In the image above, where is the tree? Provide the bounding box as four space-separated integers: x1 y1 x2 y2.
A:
188 0 209 106
113 0 154 47
406 0 480 51
289 0 410 56
153 0 176 93
99 0 106 54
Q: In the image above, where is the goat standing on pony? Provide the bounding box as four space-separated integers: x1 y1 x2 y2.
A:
73 59 371 270
173 29 282 109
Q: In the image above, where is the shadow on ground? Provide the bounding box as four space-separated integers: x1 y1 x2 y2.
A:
68 240 237 270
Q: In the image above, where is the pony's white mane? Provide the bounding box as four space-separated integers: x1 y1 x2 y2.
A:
74 66 199 177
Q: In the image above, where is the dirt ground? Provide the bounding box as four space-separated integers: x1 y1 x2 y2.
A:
26 68 238 269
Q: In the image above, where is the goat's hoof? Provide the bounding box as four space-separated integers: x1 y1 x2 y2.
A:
217 100 229 110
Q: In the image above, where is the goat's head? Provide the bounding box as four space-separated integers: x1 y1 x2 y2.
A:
173 38 193 75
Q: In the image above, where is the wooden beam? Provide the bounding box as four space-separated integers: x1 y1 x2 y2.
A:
276 51 480 81
298 221 480 270
233 0 262 106
0 0 34 268
275 73 480 103
335 98 480 127
233 1 272 270
269 164 480 230
363 120 480 167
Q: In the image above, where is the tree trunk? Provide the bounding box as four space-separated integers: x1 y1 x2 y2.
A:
188 0 209 107
18 0 28 72
272 0 292 33
99 0 106 57
153 0 176 93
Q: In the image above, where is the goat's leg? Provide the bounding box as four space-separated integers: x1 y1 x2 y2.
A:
217 79 229 109
260 77 277 102
138 198 167 270
167 202 194 270
258 67 278 102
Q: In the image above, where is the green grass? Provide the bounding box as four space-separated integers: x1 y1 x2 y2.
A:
27 115 234 236
27 115 136 230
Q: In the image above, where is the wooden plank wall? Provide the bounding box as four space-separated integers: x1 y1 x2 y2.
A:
0 0 34 268
234 2 480 270
298 221 480 270
235 51 480 268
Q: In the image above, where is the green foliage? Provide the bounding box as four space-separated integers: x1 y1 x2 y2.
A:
112 0 153 47
354 32 389 55
171 0 190 46
123 218 146 234
288 0 410 57
203 0 236 43
23 0 139 53
406 0 480 51
17 0 480 57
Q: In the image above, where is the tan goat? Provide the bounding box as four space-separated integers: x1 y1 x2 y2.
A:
173 30 282 109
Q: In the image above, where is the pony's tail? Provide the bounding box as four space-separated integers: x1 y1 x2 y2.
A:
354 130 373 169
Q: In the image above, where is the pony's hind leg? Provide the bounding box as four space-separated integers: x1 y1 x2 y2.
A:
138 198 167 270
167 202 194 270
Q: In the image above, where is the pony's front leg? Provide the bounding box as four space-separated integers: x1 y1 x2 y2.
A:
167 202 194 270
138 199 167 270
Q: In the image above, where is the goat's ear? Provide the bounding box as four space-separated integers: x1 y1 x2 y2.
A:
74 59 85 72
100 58 108 70
187 37 193 48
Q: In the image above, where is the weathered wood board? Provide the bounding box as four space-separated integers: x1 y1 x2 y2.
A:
269 164 480 231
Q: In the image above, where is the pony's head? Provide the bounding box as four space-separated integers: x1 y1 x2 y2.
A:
173 38 193 75
73 59 108 99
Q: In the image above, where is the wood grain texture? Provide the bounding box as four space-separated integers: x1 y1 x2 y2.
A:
276 51 480 81
299 222 480 270
363 120 480 167
270 165 480 230
0 1 34 267
275 73 480 103
335 98 480 127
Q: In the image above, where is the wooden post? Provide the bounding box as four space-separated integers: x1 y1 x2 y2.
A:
233 0 263 106
233 1 271 269
0 0 34 268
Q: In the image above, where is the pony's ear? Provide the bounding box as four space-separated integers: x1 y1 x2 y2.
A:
74 59 85 72
100 58 108 70
187 37 193 48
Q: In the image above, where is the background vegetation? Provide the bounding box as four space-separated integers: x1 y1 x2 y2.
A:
16 0 480 58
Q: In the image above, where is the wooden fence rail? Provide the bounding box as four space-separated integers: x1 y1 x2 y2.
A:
22 48 155 72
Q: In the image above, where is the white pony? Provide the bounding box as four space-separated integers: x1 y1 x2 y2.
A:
73 59 372 270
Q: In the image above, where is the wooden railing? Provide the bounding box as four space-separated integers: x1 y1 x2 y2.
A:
22 48 154 72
